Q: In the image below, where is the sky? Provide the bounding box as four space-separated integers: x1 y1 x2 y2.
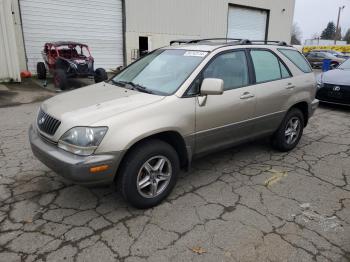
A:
293 0 350 42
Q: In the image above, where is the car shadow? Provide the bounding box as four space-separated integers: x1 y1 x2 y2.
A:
319 102 350 112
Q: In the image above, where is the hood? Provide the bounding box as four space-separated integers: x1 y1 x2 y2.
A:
321 69 350 85
41 82 165 125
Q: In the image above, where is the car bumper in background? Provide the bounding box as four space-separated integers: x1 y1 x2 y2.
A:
29 125 123 185
309 99 319 117
316 84 350 105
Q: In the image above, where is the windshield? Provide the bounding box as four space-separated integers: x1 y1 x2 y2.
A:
112 49 207 95
332 51 343 56
339 59 350 69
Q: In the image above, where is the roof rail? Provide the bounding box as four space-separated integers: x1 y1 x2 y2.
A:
239 39 252 44
170 38 242 45
170 39 198 45
169 38 290 47
189 38 243 43
249 40 289 46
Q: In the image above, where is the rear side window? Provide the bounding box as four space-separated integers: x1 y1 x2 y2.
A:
250 50 291 83
278 49 312 73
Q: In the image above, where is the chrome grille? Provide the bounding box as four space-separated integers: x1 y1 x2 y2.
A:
37 109 61 136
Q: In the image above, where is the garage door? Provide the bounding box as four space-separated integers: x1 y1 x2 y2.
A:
19 0 124 73
227 6 268 40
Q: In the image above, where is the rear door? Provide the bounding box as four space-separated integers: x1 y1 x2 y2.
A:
194 50 257 155
248 49 293 135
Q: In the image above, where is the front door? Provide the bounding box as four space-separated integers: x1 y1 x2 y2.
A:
194 50 256 155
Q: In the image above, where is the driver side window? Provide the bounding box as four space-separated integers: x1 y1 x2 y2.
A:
202 51 249 91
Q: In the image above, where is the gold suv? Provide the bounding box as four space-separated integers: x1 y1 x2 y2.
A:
29 39 319 208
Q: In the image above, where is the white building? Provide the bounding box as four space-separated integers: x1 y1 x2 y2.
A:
0 0 296 82
304 39 347 46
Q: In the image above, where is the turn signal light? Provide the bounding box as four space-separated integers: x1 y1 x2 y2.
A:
90 165 109 173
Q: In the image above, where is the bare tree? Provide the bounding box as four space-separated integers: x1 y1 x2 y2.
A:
335 26 342 41
344 28 350 44
291 23 302 45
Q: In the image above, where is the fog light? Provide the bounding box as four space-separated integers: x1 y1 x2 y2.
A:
90 165 109 173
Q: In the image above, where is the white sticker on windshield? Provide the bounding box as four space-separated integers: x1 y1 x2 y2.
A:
184 51 207 57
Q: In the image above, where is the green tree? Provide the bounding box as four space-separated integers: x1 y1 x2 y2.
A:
321 22 336 40
343 29 350 44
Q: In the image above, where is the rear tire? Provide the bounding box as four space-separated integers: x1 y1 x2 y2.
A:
271 108 304 152
37 62 47 80
94 68 108 83
117 139 180 209
54 69 68 90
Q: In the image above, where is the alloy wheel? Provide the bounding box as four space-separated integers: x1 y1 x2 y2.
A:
284 117 301 145
136 155 172 198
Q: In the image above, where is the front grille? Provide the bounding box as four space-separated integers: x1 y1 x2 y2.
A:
317 83 350 104
37 109 61 136
324 83 350 89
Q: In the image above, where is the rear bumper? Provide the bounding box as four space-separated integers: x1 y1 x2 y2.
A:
29 125 123 185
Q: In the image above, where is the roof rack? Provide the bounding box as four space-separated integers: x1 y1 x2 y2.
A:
170 38 245 45
248 40 289 46
169 39 197 45
169 38 290 47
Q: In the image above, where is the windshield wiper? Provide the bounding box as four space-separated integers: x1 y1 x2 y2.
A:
110 79 128 87
110 80 153 94
123 81 154 94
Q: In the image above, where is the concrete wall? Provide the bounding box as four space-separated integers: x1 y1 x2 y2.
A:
125 0 295 64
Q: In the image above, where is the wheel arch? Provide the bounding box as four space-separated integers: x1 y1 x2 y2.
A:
115 130 191 181
289 101 309 127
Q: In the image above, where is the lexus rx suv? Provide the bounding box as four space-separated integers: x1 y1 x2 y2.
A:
29 39 318 208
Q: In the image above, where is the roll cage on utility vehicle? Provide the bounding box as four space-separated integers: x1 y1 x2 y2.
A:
36 41 108 90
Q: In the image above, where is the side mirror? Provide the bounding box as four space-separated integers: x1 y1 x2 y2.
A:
200 78 224 96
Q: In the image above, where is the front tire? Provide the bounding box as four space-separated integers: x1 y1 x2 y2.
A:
117 139 180 209
94 68 108 83
271 108 304 152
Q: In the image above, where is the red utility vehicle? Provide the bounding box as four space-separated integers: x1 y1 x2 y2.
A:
37 41 107 90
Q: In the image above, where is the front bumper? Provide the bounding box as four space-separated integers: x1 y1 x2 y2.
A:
29 125 123 185
309 99 319 118
316 88 350 106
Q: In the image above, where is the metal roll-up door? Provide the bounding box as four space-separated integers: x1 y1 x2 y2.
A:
19 0 124 73
227 6 268 40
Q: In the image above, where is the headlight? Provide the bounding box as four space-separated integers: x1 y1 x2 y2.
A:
316 74 324 89
58 127 108 156
316 82 324 89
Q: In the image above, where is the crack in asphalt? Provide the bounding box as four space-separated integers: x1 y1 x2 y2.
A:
0 103 350 261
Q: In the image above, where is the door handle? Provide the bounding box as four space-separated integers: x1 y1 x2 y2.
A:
286 83 295 89
240 92 255 99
